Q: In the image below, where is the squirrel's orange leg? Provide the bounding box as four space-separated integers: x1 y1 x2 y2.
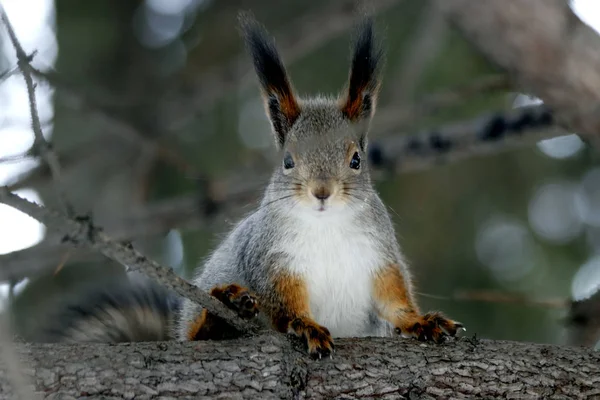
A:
373 264 464 343
266 271 334 359
187 284 259 341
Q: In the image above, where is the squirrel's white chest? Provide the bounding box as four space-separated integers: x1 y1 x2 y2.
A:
276 213 385 338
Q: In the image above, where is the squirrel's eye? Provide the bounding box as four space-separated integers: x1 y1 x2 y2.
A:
349 151 361 170
283 152 295 169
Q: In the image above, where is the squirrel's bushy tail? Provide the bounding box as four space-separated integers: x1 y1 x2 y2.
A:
34 279 181 343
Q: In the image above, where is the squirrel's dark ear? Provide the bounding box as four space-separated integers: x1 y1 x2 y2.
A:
239 13 300 148
340 17 384 123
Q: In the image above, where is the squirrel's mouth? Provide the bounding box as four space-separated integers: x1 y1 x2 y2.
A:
315 199 328 212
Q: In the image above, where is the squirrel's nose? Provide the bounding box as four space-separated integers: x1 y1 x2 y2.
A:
312 187 331 201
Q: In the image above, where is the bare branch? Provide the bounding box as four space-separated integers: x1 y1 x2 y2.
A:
0 187 257 334
0 151 32 165
0 6 73 217
436 0 600 141
371 104 564 173
419 290 567 309
0 65 19 82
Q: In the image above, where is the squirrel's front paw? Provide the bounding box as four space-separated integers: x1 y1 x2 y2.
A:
290 317 334 360
210 284 259 320
396 312 464 343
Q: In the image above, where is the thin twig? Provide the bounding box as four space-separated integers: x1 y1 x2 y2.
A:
0 187 256 334
371 104 564 174
0 6 73 217
0 151 32 164
0 65 19 82
418 290 567 309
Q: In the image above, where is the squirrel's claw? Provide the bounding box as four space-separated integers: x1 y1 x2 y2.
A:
307 332 334 360
309 344 333 360
290 317 334 360
211 284 260 320
395 312 465 344
235 292 259 320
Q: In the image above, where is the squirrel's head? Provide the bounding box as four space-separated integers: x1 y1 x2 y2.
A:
240 13 384 215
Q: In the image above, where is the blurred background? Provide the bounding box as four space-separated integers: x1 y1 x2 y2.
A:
1 0 600 348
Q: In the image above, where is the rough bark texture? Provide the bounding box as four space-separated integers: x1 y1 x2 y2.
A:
436 0 600 140
1 334 599 399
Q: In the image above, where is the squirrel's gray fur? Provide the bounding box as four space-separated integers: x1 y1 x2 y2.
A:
31 13 417 344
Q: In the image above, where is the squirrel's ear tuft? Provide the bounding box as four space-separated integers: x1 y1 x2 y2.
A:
238 12 300 148
340 17 384 123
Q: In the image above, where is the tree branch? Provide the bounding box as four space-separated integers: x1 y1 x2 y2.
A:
370 104 563 174
0 187 256 334
2 335 599 398
436 0 600 140
0 182 262 282
418 290 567 309
0 5 73 217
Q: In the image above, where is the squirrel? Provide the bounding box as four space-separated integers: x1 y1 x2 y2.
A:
30 13 464 358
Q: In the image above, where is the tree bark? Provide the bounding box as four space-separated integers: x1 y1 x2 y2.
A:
2 334 599 399
436 0 600 140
